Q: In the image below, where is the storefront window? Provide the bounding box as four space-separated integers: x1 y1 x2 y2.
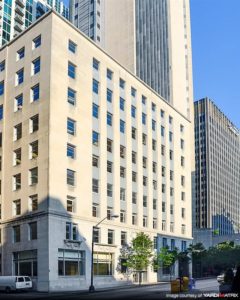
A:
58 249 85 276
13 250 37 277
93 252 113 276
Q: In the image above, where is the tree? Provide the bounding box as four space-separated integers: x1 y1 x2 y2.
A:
156 246 179 281
118 232 154 285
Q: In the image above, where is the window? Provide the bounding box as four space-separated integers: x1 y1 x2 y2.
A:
170 204 174 215
153 162 157 173
180 124 184 132
143 176 147 186
93 79 99 94
132 127 136 139
131 87 136 97
143 196 147 207
152 139 156 150
131 105 136 118
161 126 165 137
170 187 174 196
142 113 146 125
29 222 37 240
162 166 165 177
119 78 125 89
162 221 166 231
68 62 76 79
169 131 173 142
120 211 126 223
31 84 40 102
13 199 21 215
58 249 85 276
152 120 156 131
15 94 23 111
181 192 185 201
16 69 24 85
181 175 185 187
153 180 157 190
169 116 173 124
153 218 157 229
30 115 39 133
33 35 41 48
142 95 146 104
66 222 78 240
92 179 99 193
170 222 174 233
0 105 3 120
143 216 147 227
162 184 166 193
92 204 99 217
0 60 5 71
132 214 137 225
67 195 76 213
29 194 38 211
170 170 174 181
67 169 75 186
92 155 99 167
142 133 147 145
120 166 125 178
120 188 125 201
120 145 125 158
67 118 76 135
120 120 125 133
107 183 113 197
182 208 185 219
67 144 76 159
93 252 113 276
107 161 113 173
92 103 99 118
13 225 21 243
181 156 185 167
93 58 99 70
107 69 113 80
169 150 173 160
181 139 185 149
0 81 4 96
107 89 113 103
13 174 21 190
107 139 113 152
13 250 37 276
132 171 137 182
132 151 136 164
152 103 156 111
171 239 175 250
121 231 127 245
29 140 38 159
32 57 40 75
120 97 125 111
107 112 112 126
181 241 187 252
92 131 99 145
29 167 38 185
68 88 76 105
68 40 77 53
132 192 137 204
143 157 147 168
107 230 114 245
161 110 165 118
162 202 166 213
107 208 112 220
93 227 100 243
13 148 21 165
181 224 186 234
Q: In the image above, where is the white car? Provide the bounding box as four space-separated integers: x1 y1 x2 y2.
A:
0 276 32 292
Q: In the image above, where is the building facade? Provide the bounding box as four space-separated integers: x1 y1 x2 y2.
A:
0 11 192 290
71 0 193 121
194 98 240 245
0 0 69 46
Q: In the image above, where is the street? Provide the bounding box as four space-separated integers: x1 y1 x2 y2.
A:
0 278 222 300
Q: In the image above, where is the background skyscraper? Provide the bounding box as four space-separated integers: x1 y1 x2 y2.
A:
71 0 193 120
194 98 240 244
0 0 69 46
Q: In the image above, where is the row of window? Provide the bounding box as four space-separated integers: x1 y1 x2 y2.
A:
13 114 39 141
12 168 38 191
12 222 37 243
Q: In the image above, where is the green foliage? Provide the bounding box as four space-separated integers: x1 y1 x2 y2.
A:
157 246 179 269
118 232 154 273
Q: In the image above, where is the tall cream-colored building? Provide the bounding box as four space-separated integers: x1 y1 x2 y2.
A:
71 0 193 120
0 11 192 291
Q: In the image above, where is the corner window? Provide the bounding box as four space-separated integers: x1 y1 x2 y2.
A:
0 60 5 71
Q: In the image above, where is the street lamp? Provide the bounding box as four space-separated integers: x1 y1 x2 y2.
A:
89 214 119 292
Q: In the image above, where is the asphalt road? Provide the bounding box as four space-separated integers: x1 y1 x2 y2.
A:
0 278 221 300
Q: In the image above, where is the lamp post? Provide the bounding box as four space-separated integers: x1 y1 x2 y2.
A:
89 214 119 292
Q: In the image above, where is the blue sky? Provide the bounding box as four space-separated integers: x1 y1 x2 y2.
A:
190 0 240 128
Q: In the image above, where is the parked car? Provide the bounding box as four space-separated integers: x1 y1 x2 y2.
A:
0 276 32 293
217 269 236 283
